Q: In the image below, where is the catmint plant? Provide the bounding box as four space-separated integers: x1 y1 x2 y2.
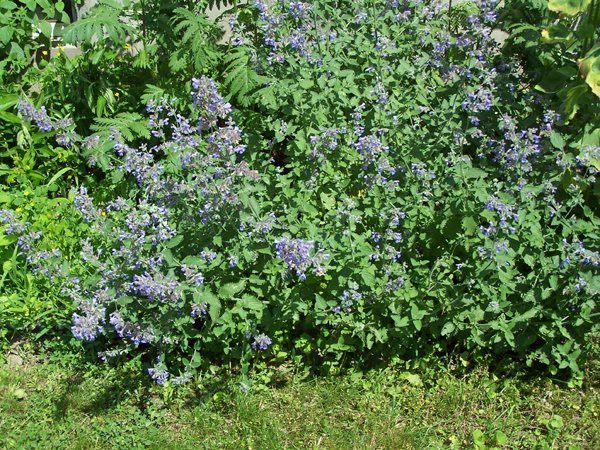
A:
6 0 598 383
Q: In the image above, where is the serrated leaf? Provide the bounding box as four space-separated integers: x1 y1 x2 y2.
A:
219 280 246 298
361 265 376 288
165 235 184 249
62 0 136 45
196 290 220 322
550 131 565 149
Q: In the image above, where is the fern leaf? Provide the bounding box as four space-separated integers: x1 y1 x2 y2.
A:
91 112 150 141
170 7 221 71
140 85 166 107
62 0 136 45
223 48 266 106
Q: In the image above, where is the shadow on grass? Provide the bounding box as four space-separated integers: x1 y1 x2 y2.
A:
40 335 156 420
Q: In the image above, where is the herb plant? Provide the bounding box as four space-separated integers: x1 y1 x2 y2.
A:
2 0 598 383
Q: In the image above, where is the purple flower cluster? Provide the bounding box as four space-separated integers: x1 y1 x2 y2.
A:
355 134 391 174
38 75 279 381
181 265 205 286
482 196 519 236
251 333 272 351
239 212 277 240
130 271 180 303
310 127 341 158
206 123 246 157
488 115 548 173
17 100 75 144
18 100 53 132
71 301 106 341
563 238 600 268
252 0 323 64
148 367 170 385
74 186 100 223
461 88 494 113
332 286 362 314
191 76 232 129
109 311 155 345
0 209 27 235
191 302 208 318
275 237 328 280
577 146 600 173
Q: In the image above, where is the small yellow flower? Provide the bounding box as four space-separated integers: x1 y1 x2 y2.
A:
15 207 22 213
124 43 131 49
114 92 120 98
42 50 48 56
101 211 106 217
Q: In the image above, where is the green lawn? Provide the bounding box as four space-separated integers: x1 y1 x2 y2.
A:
1 350 599 450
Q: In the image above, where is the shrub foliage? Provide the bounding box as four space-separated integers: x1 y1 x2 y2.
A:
1 0 598 382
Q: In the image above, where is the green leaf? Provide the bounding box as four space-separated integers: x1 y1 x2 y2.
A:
0 26 14 45
190 350 202 368
62 0 136 45
550 131 565 149
91 112 150 140
240 294 264 316
361 265 376 288
165 235 184 249
9 42 24 60
541 24 573 43
219 280 246 298
472 429 485 446
0 111 20 123
399 372 423 386
462 216 478 236
391 314 409 328
96 96 106 117
548 0 591 16
117 296 134 306
45 167 72 186
39 21 53 38
315 294 328 311
579 45 600 98
320 192 336 211
223 47 265 106
299 78 314 89
0 234 17 246
170 7 219 72
462 168 488 179
441 322 455 336
558 82 588 119
535 67 577 93
495 431 508 445
197 290 220 322
0 2 18 11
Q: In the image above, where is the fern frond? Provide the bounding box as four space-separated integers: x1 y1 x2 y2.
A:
170 7 220 72
168 49 189 73
223 48 266 106
62 0 136 45
140 85 166 107
91 112 150 141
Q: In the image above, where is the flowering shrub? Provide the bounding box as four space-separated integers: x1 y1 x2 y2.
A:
4 0 599 382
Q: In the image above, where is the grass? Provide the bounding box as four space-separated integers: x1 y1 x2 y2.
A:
1 347 599 449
